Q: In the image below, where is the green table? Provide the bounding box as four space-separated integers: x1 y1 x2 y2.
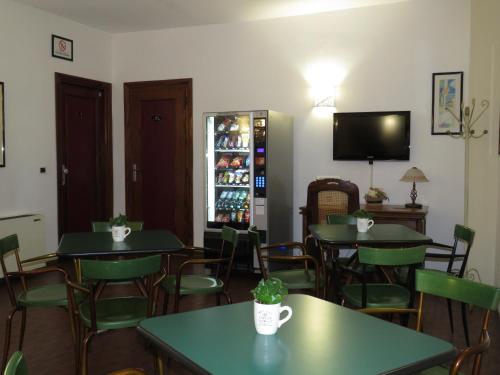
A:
309 224 433 247
138 294 456 375
57 230 184 258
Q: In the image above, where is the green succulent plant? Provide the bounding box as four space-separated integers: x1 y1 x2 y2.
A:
109 214 128 227
352 209 374 219
251 278 288 305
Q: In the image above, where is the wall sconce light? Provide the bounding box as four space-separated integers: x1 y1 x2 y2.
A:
313 87 336 108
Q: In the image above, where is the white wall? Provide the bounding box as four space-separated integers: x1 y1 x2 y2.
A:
0 0 112 250
112 0 470 246
468 0 500 286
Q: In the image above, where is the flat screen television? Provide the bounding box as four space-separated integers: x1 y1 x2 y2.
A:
333 111 410 161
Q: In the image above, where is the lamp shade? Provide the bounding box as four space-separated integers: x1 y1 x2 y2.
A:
400 167 429 183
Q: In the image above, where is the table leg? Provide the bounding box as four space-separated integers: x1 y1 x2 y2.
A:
73 258 82 283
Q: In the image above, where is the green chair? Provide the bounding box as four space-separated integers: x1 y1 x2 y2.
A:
326 214 357 225
249 226 323 298
397 225 476 345
426 224 475 346
0 235 79 373
3 352 27 375
342 245 426 313
91 221 144 232
160 226 238 313
414 269 500 375
66 255 164 375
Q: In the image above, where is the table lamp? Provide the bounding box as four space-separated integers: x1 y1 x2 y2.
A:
400 167 429 208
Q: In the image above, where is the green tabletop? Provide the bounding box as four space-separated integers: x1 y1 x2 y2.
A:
57 230 184 257
138 294 455 375
309 224 432 247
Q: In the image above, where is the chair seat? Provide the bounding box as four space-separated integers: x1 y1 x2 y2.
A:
79 297 148 330
162 275 224 295
342 283 411 308
17 283 83 308
269 269 321 290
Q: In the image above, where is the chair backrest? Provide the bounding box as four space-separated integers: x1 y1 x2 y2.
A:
358 246 426 267
326 214 357 225
216 226 239 284
91 221 144 232
302 178 359 240
448 224 475 277
416 269 500 312
80 255 161 281
416 269 500 374
4 351 27 375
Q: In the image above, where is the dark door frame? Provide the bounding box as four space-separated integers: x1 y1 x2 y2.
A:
124 78 193 244
55 72 113 237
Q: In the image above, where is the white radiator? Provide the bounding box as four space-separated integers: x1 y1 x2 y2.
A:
0 214 46 278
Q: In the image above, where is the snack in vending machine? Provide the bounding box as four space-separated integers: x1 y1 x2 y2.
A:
242 173 249 184
216 156 230 168
230 156 243 168
244 209 250 223
222 214 230 223
227 172 235 184
236 210 244 223
230 211 237 222
241 133 250 148
234 171 243 184
216 172 224 184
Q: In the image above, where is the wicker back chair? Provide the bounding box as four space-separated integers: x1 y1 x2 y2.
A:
300 178 360 240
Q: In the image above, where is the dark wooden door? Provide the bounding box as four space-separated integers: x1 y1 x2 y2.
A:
55 73 113 236
124 79 193 245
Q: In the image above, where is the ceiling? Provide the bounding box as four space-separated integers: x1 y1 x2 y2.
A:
13 0 407 33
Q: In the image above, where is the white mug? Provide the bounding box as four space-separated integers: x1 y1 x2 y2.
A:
254 300 293 335
111 225 131 242
357 218 374 233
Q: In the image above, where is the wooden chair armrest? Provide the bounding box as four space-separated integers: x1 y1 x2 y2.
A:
450 332 490 374
176 257 230 275
66 279 90 294
20 252 58 264
7 266 68 280
153 270 168 287
183 246 221 256
266 254 315 263
262 242 307 255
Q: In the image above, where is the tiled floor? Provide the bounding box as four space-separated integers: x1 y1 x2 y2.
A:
0 263 498 375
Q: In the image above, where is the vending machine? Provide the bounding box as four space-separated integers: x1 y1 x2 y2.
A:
203 110 293 270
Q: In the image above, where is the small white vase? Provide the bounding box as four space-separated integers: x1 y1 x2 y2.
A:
254 300 292 335
111 225 131 242
356 218 374 233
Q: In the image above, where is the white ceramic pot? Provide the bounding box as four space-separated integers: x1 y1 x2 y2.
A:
356 218 374 233
111 225 131 242
254 300 292 335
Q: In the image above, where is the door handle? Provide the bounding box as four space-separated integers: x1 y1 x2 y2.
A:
132 164 140 182
61 164 69 186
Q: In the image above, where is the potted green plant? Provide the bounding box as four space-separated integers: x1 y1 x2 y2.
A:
364 187 389 204
352 209 374 233
109 214 131 242
251 278 292 335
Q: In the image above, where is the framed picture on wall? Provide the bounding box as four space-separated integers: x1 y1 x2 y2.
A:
52 34 73 61
0 82 4 167
431 71 463 135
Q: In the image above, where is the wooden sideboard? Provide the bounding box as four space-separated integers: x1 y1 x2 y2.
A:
361 204 428 234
